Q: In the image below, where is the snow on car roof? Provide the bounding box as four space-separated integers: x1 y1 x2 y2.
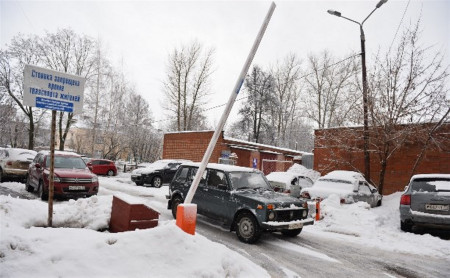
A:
266 172 297 184
181 162 260 173
321 170 364 182
4 148 37 160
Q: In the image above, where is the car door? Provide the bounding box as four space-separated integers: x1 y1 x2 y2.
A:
198 169 234 221
184 167 207 213
28 154 44 187
100 160 110 174
163 163 182 183
356 181 374 206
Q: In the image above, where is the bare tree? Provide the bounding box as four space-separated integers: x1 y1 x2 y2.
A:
270 53 303 146
238 66 277 143
163 41 214 131
38 28 97 150
368 21 449 194
302 51 360 129
0 36 47 149
124 91 158 163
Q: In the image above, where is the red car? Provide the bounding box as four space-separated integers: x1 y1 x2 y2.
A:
86 159 117 176
26 151 99 200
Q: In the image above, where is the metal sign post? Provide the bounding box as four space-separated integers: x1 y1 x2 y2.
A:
23 65 85 227
48 111 56 227
176 2 276 234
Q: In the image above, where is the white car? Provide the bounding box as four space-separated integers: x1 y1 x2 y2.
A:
300 170 382 207
266 171 313 198
0 148 37 182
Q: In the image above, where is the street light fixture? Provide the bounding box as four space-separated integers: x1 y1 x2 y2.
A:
327 0 388 183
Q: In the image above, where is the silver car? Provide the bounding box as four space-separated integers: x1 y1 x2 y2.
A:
400 174 450 232
300 170 382 208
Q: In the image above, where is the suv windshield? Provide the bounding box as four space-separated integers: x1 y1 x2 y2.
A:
411 178 450 192
229 171 272 191
46 156 86 169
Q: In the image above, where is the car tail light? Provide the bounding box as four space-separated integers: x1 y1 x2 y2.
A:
400 194 411 206
301 192 310 199
340 198 346 204
284 189 291 194
6 161 13 166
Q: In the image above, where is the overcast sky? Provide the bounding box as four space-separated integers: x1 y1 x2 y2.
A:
1 0 449 129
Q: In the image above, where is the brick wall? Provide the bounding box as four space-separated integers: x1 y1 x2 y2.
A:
314 123 450 194
162 131 305 173
163 131 226 163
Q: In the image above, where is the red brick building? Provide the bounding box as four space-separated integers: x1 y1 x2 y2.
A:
314 123 450 194
162 131 309 175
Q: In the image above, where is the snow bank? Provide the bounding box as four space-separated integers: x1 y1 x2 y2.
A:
0 193 269 277
308 192 450 258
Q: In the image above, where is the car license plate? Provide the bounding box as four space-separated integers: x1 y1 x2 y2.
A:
425 204 449 211
69 186 85 191
288 222 303 230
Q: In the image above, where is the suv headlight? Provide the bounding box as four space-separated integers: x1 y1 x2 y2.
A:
92 176 98 182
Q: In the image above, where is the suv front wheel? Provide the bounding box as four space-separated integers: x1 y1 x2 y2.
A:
171 196 183 219
235 212 261 244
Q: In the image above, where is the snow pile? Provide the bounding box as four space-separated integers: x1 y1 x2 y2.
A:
287 163 321 182
0 193 268 277
309 193 450 258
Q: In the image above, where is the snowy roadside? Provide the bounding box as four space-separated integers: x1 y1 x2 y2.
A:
0 175 269 277
1 173 449 277
306 193 450 259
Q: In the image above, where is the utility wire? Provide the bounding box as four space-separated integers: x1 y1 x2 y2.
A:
388 0 411 54
153 53 360 124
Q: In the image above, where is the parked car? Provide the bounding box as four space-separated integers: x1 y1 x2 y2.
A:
266 171 314 198
300 170 382 207
0 148 37 182
26 151 99 200
131 159 191 187
167 163 314 244
87 159 117 176
400 174 450 232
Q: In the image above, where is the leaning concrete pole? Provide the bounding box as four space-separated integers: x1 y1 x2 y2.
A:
176 2 276 235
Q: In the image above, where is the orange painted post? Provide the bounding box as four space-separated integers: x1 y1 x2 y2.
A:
176 204 197 235
315 200 321 221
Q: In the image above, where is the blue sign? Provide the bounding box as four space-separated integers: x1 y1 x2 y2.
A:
36 97 74 112
252 158 257 168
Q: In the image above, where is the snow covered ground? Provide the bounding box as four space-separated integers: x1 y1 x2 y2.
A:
1 173 449 277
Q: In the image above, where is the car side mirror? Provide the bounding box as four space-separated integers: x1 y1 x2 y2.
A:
218 184 228 191
371 188 378 193
87 162 92 166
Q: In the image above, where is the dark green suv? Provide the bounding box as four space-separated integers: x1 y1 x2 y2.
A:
167 163 314 243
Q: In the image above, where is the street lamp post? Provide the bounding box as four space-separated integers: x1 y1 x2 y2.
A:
327 0 388 183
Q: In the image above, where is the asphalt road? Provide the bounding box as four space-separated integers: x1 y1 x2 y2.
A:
195 217 450 278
